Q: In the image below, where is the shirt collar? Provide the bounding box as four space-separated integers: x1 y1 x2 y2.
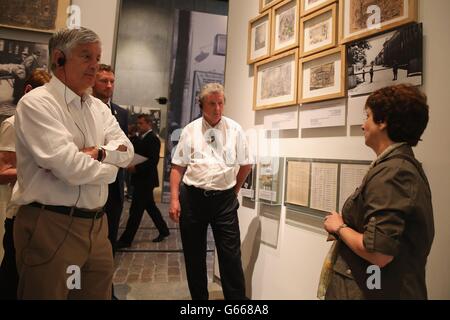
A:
141 129 153 139
49 76 92 106
202 117 223 129
370 142 408 168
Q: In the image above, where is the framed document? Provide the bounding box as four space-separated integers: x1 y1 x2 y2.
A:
271 0 299 55
285 160 311 207
300 3 337 58
248 11 272 64
339 0 418 44
299 46 346 103
254 49 299 110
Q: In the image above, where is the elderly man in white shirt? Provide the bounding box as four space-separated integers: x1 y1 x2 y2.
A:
11 27 134 300
169 83 252 300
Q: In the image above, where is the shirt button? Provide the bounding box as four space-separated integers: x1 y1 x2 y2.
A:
346 269 352 275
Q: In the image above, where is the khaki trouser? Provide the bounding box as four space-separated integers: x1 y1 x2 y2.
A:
14 205 113 300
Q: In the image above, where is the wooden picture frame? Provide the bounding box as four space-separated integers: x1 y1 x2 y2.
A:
339 0 418 44
0 0 71 33
298 46 346 103
254 48 299 110
248 11 272 64
271 0 300 56
300 3 337 58
259 0 284 13
300 0 337 17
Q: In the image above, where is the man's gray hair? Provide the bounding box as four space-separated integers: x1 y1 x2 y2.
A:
199 83 225 105
49 27 101 72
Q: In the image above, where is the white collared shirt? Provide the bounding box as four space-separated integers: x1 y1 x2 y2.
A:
11 76 134 209
172 116 252 190
0 116 19 218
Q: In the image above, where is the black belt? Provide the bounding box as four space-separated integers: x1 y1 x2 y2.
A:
29 202 104 219
185 185 235 198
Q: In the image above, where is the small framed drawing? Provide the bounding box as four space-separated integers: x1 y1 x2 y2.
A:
213 34 227 56
300 3 337 58
339 0 418 44
248 11 272 64
271 0 299 56
254 48 299 110
300 0 336 17
260 0 283 13
0 0 70 33
298 46 346 103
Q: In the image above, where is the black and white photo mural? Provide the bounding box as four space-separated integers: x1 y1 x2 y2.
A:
347 23 422 97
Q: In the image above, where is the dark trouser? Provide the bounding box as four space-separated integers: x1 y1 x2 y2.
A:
105 182 124 254
179 184 246 300
119 185 169 244
0 217 18 300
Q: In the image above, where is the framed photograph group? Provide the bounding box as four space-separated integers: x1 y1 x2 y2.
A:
339 0 418 44
271 0 299 55
299 46 346 103
248 11 272 64
300 3 337 57
254 48 299 110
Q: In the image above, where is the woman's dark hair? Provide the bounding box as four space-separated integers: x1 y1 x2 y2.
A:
366 84 429 146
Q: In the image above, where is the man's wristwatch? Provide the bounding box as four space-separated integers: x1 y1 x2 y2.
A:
336 223 348 237
97 147 105 162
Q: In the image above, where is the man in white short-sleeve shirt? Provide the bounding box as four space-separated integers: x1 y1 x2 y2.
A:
169 83 252 300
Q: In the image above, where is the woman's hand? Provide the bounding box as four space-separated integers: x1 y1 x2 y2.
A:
323 211 344 234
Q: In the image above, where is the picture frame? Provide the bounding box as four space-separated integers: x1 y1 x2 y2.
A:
0 38 49 109
259 0 284 14
271 0 299 56
298 46 346 103
339 0 418 44
254 48 299 110
300 3 337 58
347 23 423 97
0 0 70 33
248 11 272 65
300 0 337 17
213 34 227 56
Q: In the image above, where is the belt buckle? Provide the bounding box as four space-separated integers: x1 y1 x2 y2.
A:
203 190 212 197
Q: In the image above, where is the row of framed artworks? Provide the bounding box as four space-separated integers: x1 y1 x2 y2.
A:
249 0 418 65
253 46 346 109
253 20 423 110
240 157 371 217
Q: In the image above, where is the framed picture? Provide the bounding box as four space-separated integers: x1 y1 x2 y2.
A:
248 11 272 64
300 3 337 58
347 23 423 97
254 48 299 110
260 0 284 13
0 0 70 33
213 34 227 56
300 0 337 17
0 38 48 109
339 0 418 44
299 46 346 103
271 0 299 55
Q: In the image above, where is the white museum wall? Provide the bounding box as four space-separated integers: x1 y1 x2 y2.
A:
222 0 450 299
72 0 120 66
